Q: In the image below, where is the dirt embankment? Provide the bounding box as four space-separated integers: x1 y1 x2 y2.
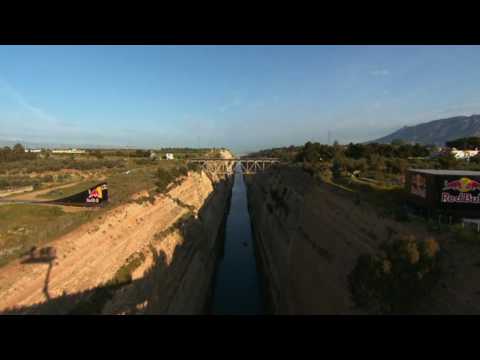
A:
245 167 446 314
0 170 233 314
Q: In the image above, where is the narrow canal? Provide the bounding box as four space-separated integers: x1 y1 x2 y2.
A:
211 163 265 314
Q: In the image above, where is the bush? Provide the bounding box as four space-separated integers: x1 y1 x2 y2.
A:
155 165 188 193
348 235 442 314
92 150 104 159
41 175 54 183
331 156 345 178
187 162 201 173
134 158 151 166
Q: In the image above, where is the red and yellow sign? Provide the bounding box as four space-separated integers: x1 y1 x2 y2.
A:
86 184 107 203
441 177 480 203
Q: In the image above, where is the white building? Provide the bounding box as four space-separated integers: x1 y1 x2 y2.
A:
51 148 86 154
451 147 479 160
24 149 41 153
165 153 174 160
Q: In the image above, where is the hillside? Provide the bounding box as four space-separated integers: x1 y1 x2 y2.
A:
372 114 480 146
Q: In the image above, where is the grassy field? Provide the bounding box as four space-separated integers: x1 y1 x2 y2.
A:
0 204 96 267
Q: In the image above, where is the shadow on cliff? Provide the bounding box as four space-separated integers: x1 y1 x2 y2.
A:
0 177 232 315
1 242 173 315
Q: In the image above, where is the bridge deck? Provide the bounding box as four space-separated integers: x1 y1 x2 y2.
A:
186 158 280 174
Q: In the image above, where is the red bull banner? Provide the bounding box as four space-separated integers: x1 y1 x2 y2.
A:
48 182 108 206
86 184 108 204
441 177 480 204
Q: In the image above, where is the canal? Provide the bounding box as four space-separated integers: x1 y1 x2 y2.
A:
210 163 265 314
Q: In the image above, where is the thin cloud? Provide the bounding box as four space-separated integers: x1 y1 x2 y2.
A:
370 69 390 77
218 96 243 113
0 77 57 123
0 76 83 142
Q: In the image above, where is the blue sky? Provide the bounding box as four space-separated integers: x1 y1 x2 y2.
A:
1 45 480 153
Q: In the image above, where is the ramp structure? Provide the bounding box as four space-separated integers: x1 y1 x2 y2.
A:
0 183 108 207
48 182 109 206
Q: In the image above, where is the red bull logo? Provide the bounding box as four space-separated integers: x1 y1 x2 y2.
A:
443 177 480 192
441 177 480 203
86 184 107 203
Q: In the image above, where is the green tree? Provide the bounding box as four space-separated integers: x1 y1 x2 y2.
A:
92 150 104 159
437 152 457 169
331 154 346 178
12 143 25 154
446 137 480 150
348 235 441 314
391 139 405 146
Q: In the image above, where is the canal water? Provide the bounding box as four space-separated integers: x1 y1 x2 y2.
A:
211 163 265 314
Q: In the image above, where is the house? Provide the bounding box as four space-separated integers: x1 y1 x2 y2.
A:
51 148 86 154
431 147 480 160
24 149 41 153
450 147 479 160
165 153 174 160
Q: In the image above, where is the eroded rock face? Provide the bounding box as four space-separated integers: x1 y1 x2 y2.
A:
245 167 407 314
0 170 233 315
104 172 233 314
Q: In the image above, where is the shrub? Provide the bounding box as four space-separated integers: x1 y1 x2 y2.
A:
32 181 42 190
155 165 188 193
41 175 54 183
134 158 151 166
187 162 201 173
92 150 104 159
348 235 442 314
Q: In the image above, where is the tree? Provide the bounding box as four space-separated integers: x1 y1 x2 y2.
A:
12 143 25 154
387 158 408 174
437 152 457 169
391 139 405 146
345 143 367 159
368 154 387 172
348 235 441 314
41 148 50 159
92 150 104 159
446 137 480 150
331 154 347 178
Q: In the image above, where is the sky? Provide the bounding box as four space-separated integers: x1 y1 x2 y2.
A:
1 45 480 153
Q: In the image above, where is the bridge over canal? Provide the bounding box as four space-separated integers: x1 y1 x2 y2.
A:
187 158 280 175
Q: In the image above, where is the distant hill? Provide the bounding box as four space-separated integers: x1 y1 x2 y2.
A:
371 114 480 146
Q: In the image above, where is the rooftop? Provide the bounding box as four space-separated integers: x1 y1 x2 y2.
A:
408 169 480 176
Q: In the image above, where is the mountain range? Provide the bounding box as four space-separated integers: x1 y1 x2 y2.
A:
372 114 480 146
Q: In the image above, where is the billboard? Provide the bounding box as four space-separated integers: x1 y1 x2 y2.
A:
48 183 108 206
441 177 480 204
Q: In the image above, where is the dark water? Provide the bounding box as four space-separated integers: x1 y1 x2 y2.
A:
211 164 265 314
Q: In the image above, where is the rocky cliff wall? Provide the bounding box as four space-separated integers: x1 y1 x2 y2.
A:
245 166 408 314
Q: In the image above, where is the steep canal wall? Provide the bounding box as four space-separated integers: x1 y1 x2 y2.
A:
245 166 401 314
103 171 234 314
0 170 234 315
